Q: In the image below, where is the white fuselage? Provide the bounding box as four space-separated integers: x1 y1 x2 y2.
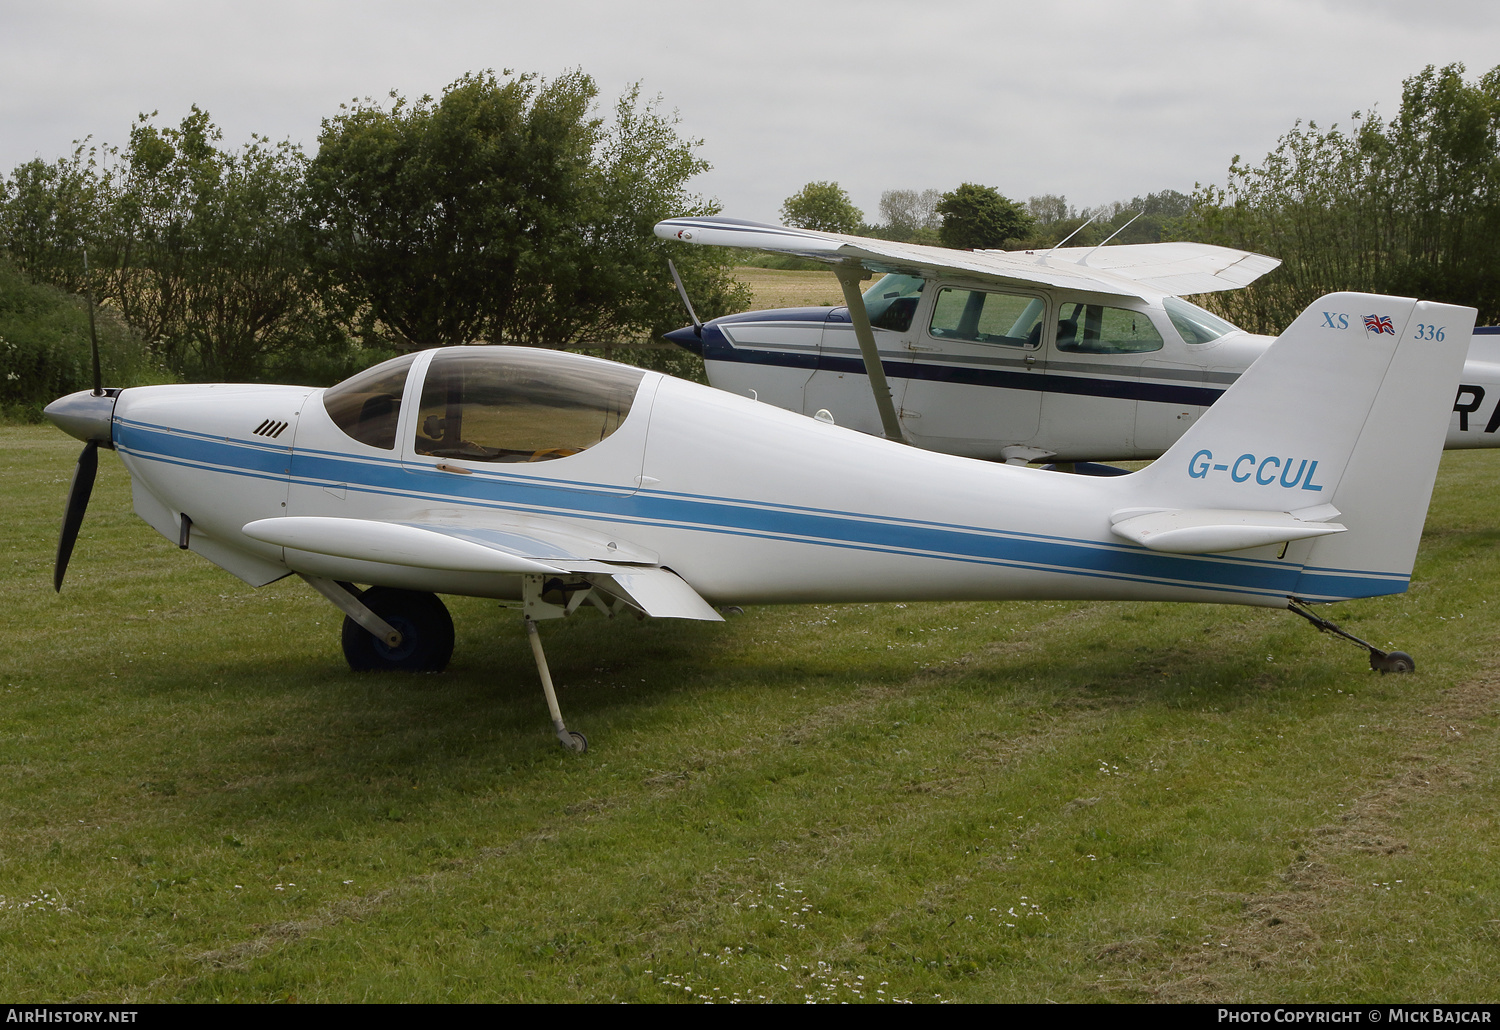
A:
105 324 1449 616
676 294 1500 462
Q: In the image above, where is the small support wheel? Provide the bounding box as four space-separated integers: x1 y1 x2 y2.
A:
341 587 454 672
1373 650 1415 674
563 730 588 753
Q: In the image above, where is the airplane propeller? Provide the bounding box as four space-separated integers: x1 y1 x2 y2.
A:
667 259 702 338
49 247 115 592
54 440 98 591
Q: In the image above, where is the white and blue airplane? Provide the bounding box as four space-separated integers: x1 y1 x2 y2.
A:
45 289 1474 750
657 216 1500 467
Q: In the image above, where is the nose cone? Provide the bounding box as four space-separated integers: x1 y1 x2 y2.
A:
44 389 118 446
663 324 703 356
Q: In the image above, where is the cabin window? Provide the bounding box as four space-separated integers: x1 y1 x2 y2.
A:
927 288 1045 347
322 353 416 450
1163 296 1242 344
1054 303 1164 354
861 274 925 332
413 347 644 463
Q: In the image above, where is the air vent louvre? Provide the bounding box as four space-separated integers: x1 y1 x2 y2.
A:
253 419 290 439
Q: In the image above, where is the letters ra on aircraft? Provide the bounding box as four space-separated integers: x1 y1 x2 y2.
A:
656 216 1500 465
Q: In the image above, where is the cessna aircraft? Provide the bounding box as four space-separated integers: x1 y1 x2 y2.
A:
45 290 1474 750
656 216 1500 466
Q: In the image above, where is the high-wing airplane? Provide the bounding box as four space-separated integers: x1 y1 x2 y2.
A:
45 289 1475 750
656 216 1500 466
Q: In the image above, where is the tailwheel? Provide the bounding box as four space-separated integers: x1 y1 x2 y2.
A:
565 731 588 753
1287 598 1414 676
341 587 454 672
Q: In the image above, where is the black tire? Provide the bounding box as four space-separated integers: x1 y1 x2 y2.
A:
340 587 454 673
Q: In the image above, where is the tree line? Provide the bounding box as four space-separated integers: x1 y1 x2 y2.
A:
5 62 1495 418
778 180 1192 252
1184 62 1500 333
0 70 748 415
778 64 1500 333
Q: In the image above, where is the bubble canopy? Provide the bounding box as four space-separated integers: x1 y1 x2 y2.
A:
324 347 646 462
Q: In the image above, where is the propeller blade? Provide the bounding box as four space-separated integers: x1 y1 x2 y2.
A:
83 247 102 395
667 258 703 337
54 441 98 592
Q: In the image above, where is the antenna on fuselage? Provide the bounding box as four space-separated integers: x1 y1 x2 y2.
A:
667 259 703 338
1074 212 1142 265
1033 212 1099 263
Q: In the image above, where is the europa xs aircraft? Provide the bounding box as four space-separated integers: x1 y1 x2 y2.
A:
656 216 1500 466
47 289 1473 750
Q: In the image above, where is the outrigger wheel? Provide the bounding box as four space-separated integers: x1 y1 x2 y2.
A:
341 587 455 672
1286 599 1414 674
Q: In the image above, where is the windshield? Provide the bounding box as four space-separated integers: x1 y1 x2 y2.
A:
322 353 417 450
1163 296 1243 344
861 273 925 332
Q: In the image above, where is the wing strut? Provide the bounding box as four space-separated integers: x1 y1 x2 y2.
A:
834 262 907 444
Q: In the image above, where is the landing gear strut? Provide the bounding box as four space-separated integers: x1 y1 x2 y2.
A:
526 619 587 753
1287 598 1414 674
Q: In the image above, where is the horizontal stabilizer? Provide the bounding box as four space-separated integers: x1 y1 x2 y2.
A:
1109 508 1346 554
244 517 567 575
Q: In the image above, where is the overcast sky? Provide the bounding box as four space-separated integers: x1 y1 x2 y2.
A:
2 0 1497 223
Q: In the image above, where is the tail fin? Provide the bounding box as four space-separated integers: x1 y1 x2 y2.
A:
1127 293 1475 600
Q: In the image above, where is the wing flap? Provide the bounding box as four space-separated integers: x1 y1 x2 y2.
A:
1109 507 1346 554
593 569 724 621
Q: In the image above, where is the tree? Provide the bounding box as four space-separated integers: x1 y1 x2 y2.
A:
1 108 329 382
936 183 1033 250
780 181 863 234
878 188 941 240
1184 63 1500 331
307 70 745 350
1025 194 1071 226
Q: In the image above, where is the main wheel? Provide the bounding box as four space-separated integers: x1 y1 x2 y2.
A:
340 587 455 673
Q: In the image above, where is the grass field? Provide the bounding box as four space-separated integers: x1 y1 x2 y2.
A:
733 266 848 311
3 425 1498 1002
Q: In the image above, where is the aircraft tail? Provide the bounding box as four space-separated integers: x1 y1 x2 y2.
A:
1124 293 1475 601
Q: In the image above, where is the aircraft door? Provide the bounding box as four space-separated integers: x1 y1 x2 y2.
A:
1041 301 1166 462
895 285 1044 461
803 273 919 436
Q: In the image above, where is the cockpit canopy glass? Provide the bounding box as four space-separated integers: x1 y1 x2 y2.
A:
1163 296 1243 344
322 353 416 450
414 347 645 463
861 273 925 332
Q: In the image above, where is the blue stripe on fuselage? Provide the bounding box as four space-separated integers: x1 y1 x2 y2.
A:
113 419 1403 602
693 332 1227 408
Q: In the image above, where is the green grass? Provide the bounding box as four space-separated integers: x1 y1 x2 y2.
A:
3 425 1499 1001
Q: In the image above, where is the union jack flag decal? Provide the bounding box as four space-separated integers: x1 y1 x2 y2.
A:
1364 314 1395 335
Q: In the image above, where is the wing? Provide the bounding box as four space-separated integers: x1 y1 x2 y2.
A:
655 216 1280 298
242 515 723 621
1013 242 1282 295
